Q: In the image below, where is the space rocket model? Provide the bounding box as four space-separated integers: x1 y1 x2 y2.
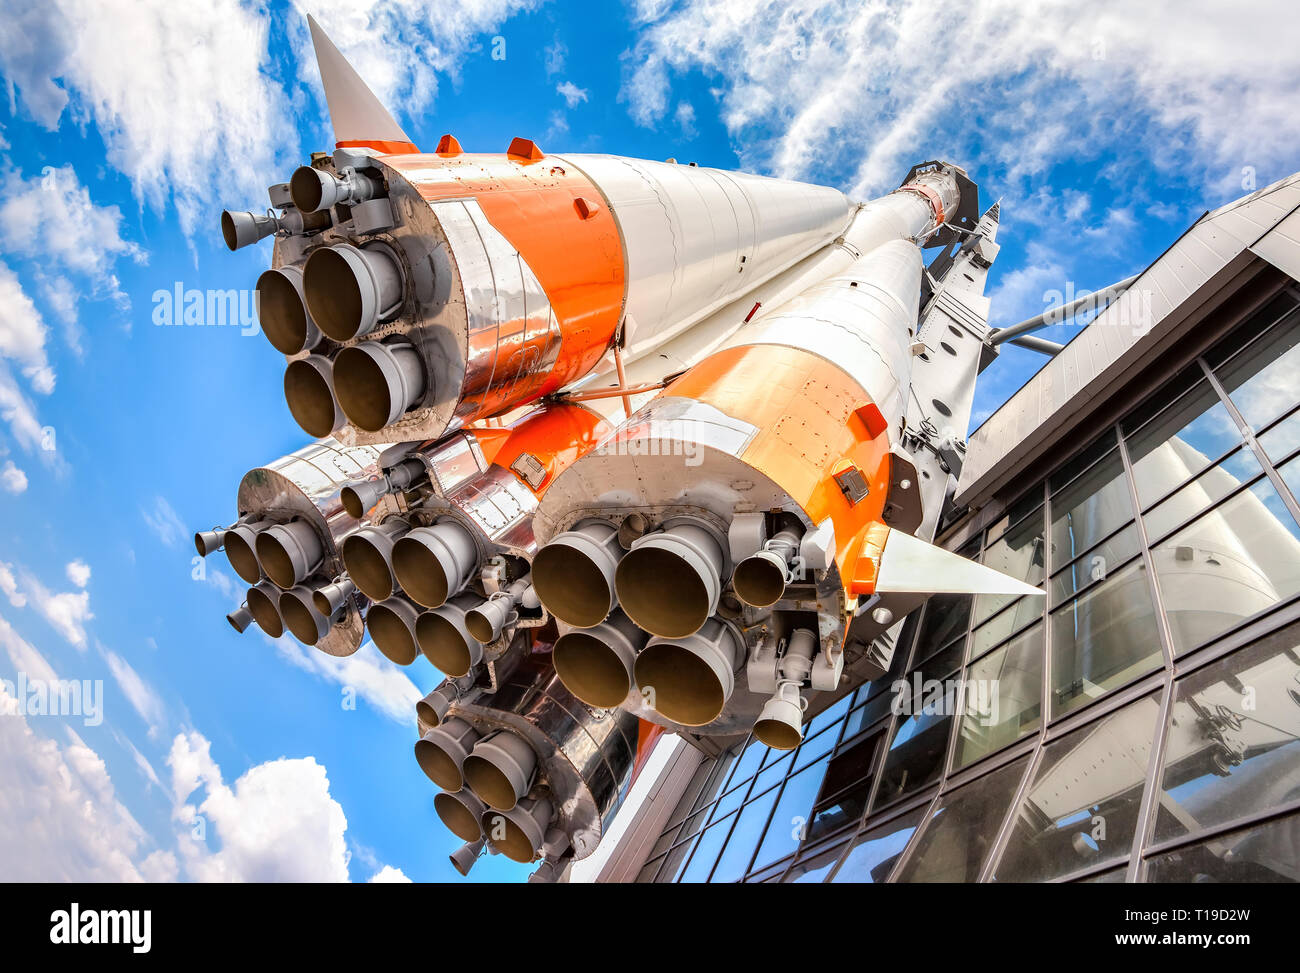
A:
195 15 1039 878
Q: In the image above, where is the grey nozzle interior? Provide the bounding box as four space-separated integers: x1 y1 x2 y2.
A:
284 355 346 438
332 340 426 432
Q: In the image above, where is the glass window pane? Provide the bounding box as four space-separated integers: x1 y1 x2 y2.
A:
1152 478 1300 655
975 509 1045 625
1214 302 1300 431
1126 380 1243 507
894 754 1031 882
969 598 1041 661
782 834 852 883
1259 409 1300 465
807 732 883 840
841 697 893 743
709 787 781 882
1145 812 1300 882
1051 448 1134 564
1051 560 1163 718
750 750 795 797
721 738 768 794
1280 454 1300 512
1155 623 1300 844
832 805 928 883
676 813 735 883
1050 523 1141 608
635 854 666 883
1142 448 1265 541
805 693 853 738
743 856 793 883
955 624 1043 768
987 489 1045 540
749 757 832 870
659 830 701 883
913 594 973 661
877 703 953 807
994 695 1161 881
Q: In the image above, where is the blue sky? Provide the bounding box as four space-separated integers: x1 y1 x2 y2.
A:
0 0 1297 883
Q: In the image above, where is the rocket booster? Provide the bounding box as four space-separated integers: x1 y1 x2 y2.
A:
199 14 1044 873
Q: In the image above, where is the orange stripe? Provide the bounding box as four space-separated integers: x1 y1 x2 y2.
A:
385 153 626 397
469 402 612 496
336 138 421 155
665 344 893 600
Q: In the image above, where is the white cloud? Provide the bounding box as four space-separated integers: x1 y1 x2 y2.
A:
0 0 296 238
544 39 567 76
675 100 697 139
368 864 412 882
0 611 56 682
0 261 54 394
0 459 26 493
0 679 176 881
267 634 422 726
0 165 145 355
621 0 1300 203
557 80 589 108
0 562 25 608
18 568 93 649
65 559 90 588
141 495 187 549
100 643 167 736
0 361 52 457
168 729 351 882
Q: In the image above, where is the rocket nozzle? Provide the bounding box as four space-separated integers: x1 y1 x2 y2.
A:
223 519 273 585
226 604 254 634
414 717 480 791
221 210 277 251
332 340 426 432
732 527 802 608
463 730 538 812
289 165 381 214
415 597 484 678
532 521 623 628
552 609 648 709
340 520 410 603
303 242 403 342
312 577 356 616
256 266 321 355
246 581 286 638
365 595 422 665
284 354 346 438
194 529 226 557
482 797 553 864
634 618 743 727
391 521 478 609
255 521 325 589
279 584 334 645
615 522 724 639
436 790 488 843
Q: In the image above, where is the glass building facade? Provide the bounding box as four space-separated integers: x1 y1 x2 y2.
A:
635 287 1300 883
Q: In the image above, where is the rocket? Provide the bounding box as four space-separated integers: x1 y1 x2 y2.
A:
196 15 1040 877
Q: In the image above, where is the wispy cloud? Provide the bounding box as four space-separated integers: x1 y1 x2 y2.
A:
557 80 589 107
141 496 187 549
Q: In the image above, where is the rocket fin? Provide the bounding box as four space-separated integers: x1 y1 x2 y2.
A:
307 15 418 154
874 527 1044 597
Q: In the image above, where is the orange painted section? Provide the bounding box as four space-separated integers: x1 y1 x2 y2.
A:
630 721 667 787
470 402 612 497
385 153 627 396
665 344 893 613
336 138 420 155
848 522 891 596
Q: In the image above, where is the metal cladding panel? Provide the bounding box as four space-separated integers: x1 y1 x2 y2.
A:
1251 207 1300 282
557 154 853 357
958 171 1300 507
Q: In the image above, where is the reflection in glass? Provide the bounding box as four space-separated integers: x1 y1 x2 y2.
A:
806 732 883 841
1152 478 1300 654
1050 524 1140 608
915 594 973 658
710 786 781 882
676 813 735 882
1126 380 1242 507
1051 447 1133 565
831 806 928 883
894 755 1030 882
877 696 953 806
1142 449 1264 540
994 696 1160 881
782 834 852 883
1051 560 1163 717
1259 409 1300 464
955 624 1043 768
1145 812 1300 882
975 511 1045 626
1214 303 1300 431
749 757 832 871
1155 625 1300 844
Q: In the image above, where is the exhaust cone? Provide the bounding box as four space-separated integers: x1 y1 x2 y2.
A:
482 797 553 864
194 529 225 557
616 523 724 639
435 789 487 842
635 618 743 727
733 550 790 608
279 585 333 645
257 266 321 355
391 521 478 609
284 355 346 438
226 604 253 634
754 682 806 751
221 209 276 251
223 520 272 585
416 684 455 728
246 581 285 638
449 838 486 877
312 577 356 616
552 610 648 709
332 340 425 432
365 596 422 665
256 521 325 589
340 520 410 602
303 242 403 342
463 730 538 812
416 597 484 677
532 521 622 628
414 718 480 791
466 595 512 644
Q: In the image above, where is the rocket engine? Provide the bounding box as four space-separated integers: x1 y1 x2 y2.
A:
195 14 1042 879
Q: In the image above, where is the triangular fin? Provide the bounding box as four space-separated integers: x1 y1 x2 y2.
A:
307 14 417 153
875 528 1043 597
